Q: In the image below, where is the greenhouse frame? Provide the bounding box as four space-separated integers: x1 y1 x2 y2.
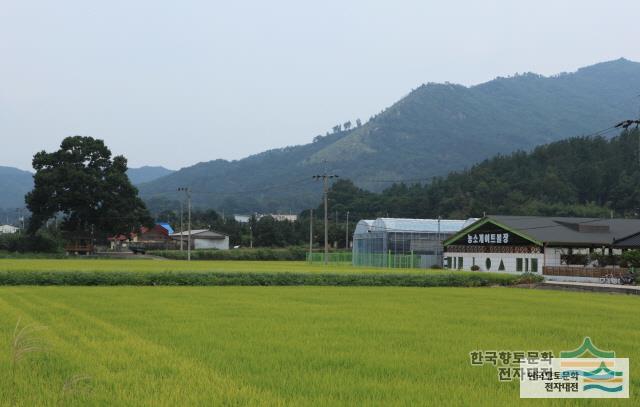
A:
352 218 477 268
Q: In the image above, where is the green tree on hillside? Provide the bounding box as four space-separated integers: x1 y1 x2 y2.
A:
315 129 640 221
26 136 152 235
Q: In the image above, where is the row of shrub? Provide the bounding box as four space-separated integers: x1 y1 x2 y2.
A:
0 233 63 254
0 251 67 259
148 247 310 261
0 270 542 286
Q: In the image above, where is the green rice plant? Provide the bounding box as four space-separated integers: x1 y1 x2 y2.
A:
0 286 637 405
149 247 309 261
62 374 92 398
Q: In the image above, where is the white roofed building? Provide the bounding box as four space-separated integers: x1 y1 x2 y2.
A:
170 229 229 250
352 218 477 269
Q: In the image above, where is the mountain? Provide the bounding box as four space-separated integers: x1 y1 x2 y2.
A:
320 128 640 220
127 166 174 185
0 166 33 210
0 165 173 213
138 58 640 213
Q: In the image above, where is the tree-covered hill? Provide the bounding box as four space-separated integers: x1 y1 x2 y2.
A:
126 166 174 185
321 129 640 220
0 165 174 216
138 58 640 212
0 166 33 211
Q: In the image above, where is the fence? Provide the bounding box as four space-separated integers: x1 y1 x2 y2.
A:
307 252 353 264
352 252 428 269
308 251 441 269
542 266 630 278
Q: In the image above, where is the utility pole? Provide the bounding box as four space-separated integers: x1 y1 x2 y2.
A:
345 211 349 249
179 199 184 251
437 215 442 267
178 187 191 261
90 224 94 252
309 209 313 262
313 172 338 264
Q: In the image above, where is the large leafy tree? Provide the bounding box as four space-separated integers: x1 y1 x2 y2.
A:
26 136 152 235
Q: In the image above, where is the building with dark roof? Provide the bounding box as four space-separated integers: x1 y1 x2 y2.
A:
443 215 640 280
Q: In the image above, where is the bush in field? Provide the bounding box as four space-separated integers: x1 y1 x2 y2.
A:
513 272 544 285
149 247 308 261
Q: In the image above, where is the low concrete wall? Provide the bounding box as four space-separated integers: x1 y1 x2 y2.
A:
543 275 602 284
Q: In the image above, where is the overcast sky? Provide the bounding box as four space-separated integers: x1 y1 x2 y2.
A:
2 0 640 171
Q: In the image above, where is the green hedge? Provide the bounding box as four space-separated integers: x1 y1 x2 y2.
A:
0 233 63 254
0 270 541 287
149 247 309 261
0 250 67 259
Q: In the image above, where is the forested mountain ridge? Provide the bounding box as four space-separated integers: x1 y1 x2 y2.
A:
0 165 173 213
321 129 640 221
0 166 33 211
138 58 640 212
127 166 174 185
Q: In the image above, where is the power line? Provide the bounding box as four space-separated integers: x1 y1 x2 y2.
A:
140 177 315 201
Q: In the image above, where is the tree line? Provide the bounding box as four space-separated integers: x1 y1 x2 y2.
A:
316 129 640 221
16 129 640 251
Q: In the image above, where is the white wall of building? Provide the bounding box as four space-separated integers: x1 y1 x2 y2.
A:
444 252 544 274
545 248 563 267
194 236 229 250
0 225 19 234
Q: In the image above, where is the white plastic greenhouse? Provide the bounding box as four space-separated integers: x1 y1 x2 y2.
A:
352 218 477 268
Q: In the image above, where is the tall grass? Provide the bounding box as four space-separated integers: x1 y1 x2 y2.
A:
10 318 47 405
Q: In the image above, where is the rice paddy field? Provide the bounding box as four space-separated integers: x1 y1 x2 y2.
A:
1 283 639 406
0 259 428 274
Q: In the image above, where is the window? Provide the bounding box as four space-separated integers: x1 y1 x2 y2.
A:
445 257 452 269
525 258 529 272
485 258 491 270
516 258 523 272
458 257 463 269
531 258 538 273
